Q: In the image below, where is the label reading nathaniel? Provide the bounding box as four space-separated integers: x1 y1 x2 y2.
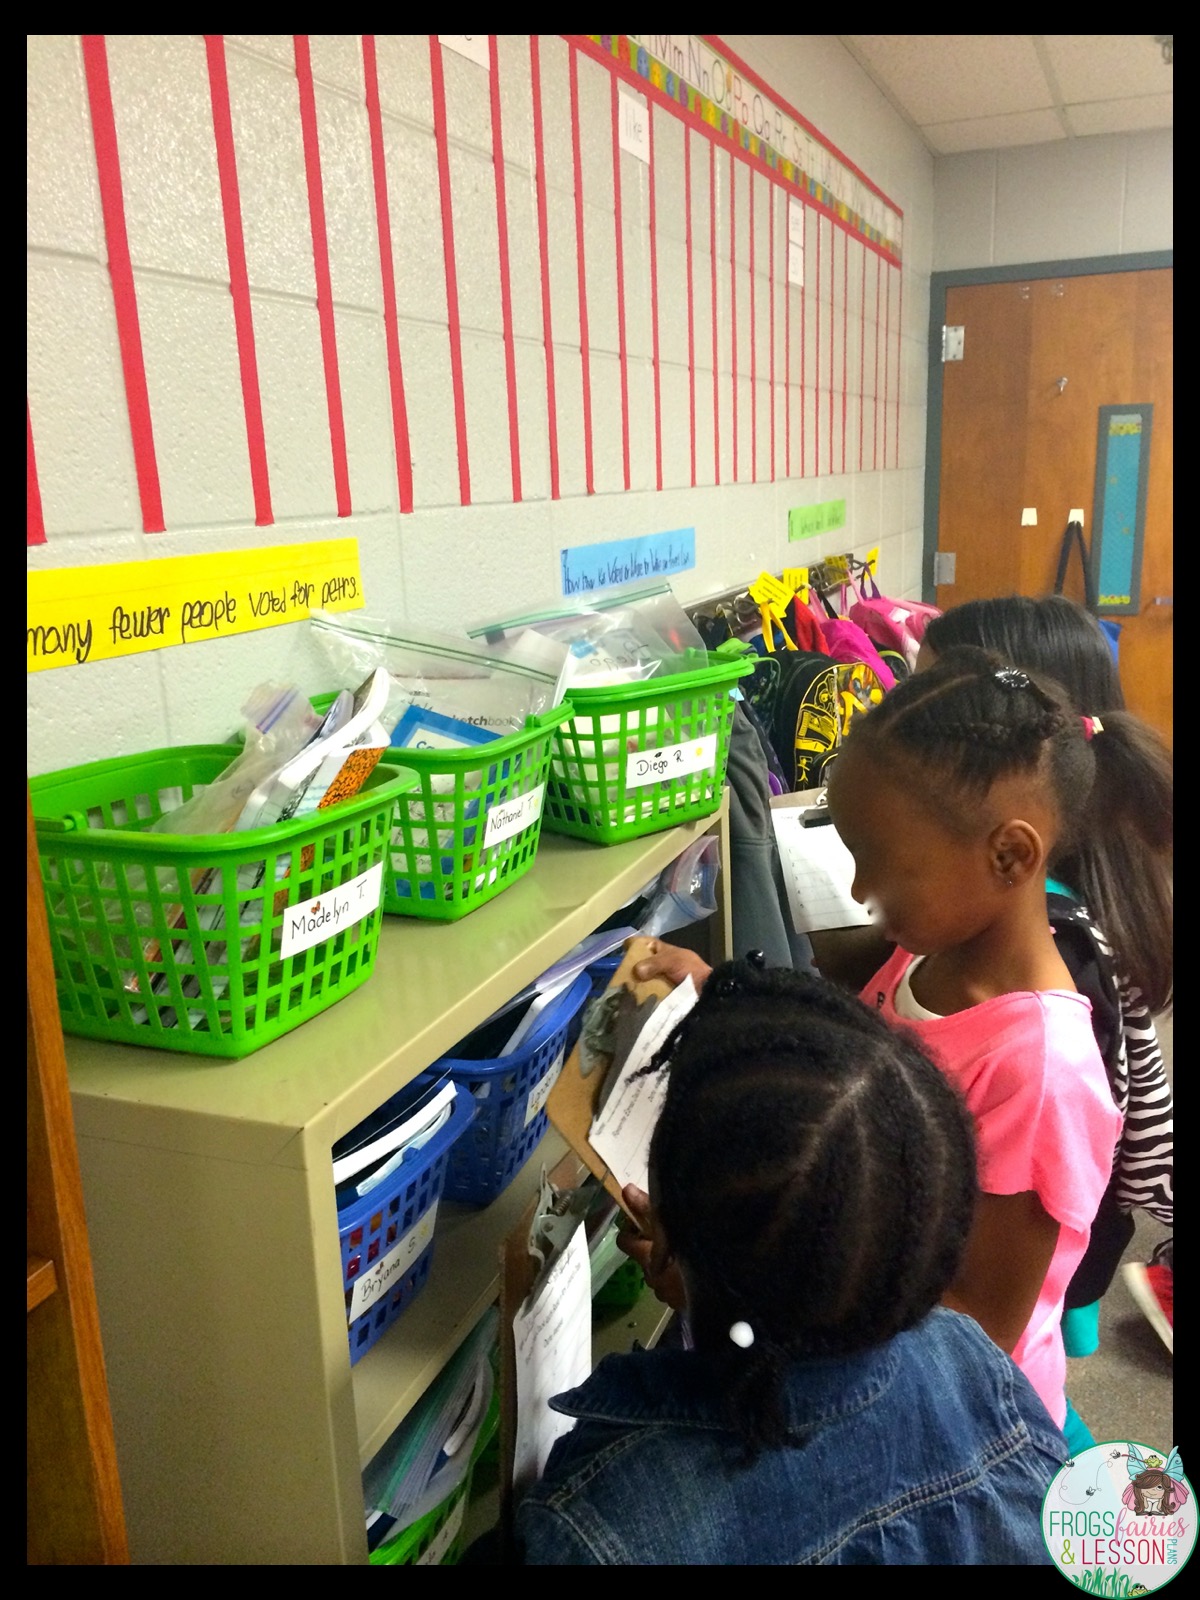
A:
281 863 383 959
348 1202 438 1324
484 784 545 847
625 733 717 790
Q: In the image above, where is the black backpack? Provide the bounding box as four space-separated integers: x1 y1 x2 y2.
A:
769 652 886 790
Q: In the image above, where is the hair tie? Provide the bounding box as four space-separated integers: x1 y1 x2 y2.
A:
994 667 1030 691
1081 715 1104 741
729 1321 755 1349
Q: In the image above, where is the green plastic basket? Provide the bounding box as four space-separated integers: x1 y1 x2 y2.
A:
30 745 411 1060
543 652 755 844
310 701 573 922
369 1381 501 1566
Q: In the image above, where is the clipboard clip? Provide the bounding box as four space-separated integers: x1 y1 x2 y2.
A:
525 1167 600 1302
801 790 831 827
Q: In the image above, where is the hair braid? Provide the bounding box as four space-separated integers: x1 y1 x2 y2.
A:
645 961 977 1459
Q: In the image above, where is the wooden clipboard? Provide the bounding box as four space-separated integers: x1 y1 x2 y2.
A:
544 935 673 1218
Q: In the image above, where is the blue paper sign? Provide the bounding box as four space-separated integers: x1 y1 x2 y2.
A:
560 529 696 596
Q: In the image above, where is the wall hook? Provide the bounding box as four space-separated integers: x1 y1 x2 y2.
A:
1055 377 1068 393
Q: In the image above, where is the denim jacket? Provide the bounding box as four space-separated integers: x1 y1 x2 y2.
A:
515 1308 1066 1565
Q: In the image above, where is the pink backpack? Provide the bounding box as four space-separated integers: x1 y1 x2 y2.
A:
848 566 940 671
819 616 897 690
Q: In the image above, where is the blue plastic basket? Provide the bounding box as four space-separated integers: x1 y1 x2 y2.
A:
339 1082 476 1365
428 971 592 1206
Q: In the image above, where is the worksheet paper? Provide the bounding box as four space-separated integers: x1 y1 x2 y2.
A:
770 808 873 934
513 1224 591 1500
589 976 700 1196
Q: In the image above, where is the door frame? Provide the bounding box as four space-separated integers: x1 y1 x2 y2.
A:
921 249 1173 603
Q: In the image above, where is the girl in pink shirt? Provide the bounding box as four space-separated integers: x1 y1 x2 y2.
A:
822 645 1166 1445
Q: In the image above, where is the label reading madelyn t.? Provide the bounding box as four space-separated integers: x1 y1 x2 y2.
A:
281 863 383 959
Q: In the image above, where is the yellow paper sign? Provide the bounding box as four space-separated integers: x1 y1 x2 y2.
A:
27 539 364 673
864 546 880 577
782 567 810 605
748 571 793 621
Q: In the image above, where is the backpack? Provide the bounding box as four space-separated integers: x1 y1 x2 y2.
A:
847 563 941 671
768 651 886 790
819 616 897 690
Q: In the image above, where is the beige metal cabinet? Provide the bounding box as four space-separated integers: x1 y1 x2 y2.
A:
65 806 730 1565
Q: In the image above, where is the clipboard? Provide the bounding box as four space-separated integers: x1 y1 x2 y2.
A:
544 936 674 1217
497 1147 594 1559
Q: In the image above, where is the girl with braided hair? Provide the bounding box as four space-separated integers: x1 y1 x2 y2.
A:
822 644 1134 1452
514 961 1065 1566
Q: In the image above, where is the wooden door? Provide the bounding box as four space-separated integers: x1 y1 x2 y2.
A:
936 268 1172 747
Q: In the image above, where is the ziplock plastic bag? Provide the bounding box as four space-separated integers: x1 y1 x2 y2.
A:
467 581 707 690
637 836 720 938
310 610 561 745
150 684 323 838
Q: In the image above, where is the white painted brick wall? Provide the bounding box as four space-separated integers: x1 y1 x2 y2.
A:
28 32 935 776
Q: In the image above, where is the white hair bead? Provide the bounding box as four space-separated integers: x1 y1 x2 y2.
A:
729 1321 755 1349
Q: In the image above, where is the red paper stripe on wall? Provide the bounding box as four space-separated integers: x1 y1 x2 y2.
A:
27 403 46 545
895 266 903 469
530 38 560 501
649 105 663 492
784 207 791 480
428 37 471 507
828 221 835 478
814 212 820 481
205 35 273 527
685 129 696 489
799 211 806 477
294 36 352 517
876 246 889 467
859 236 867 473
569 47 595 496
749 172 756 483
488 37 522 503
611 78 630 491
81 35 165 533
710 142 720 486
841 221 848 475
882 256 891 473
729 151 738 483
362 35 414 514
769 185 776 483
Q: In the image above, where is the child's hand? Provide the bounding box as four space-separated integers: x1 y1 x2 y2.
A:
630 939 713 992
617 1184 688 1312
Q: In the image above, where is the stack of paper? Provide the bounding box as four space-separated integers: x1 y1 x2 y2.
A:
334 1070 457 1204
364 1307 498 1550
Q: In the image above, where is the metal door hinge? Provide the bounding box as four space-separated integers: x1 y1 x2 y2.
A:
942 325 964 362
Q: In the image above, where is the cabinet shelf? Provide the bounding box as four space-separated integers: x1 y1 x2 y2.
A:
65 803 729 1565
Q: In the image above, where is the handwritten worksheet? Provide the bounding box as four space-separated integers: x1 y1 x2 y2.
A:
770 807 873 934
512 1224 591 1501
589 976 699 1196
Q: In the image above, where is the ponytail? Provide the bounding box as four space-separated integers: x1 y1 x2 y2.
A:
1056 710 1173 1012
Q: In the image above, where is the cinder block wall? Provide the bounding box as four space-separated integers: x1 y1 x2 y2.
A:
27 35 934 773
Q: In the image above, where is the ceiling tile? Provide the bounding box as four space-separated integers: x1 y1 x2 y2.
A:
843 35 1050 125
923 108 1067 156
1042 35 1173 102
1065 93 1173 138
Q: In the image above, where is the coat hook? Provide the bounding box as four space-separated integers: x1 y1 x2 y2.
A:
1055 377 1068 393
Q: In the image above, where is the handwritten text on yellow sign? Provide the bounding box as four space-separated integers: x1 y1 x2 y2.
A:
27 539 364 673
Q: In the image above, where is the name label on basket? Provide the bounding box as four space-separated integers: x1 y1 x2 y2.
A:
348 1202 439 1324
626 733 717 789
282 863 383 959
418 1493 466 1564
525 1046 566 1128
484 784 545 847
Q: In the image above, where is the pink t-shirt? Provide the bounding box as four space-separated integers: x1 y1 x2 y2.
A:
863 947 1122 1429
